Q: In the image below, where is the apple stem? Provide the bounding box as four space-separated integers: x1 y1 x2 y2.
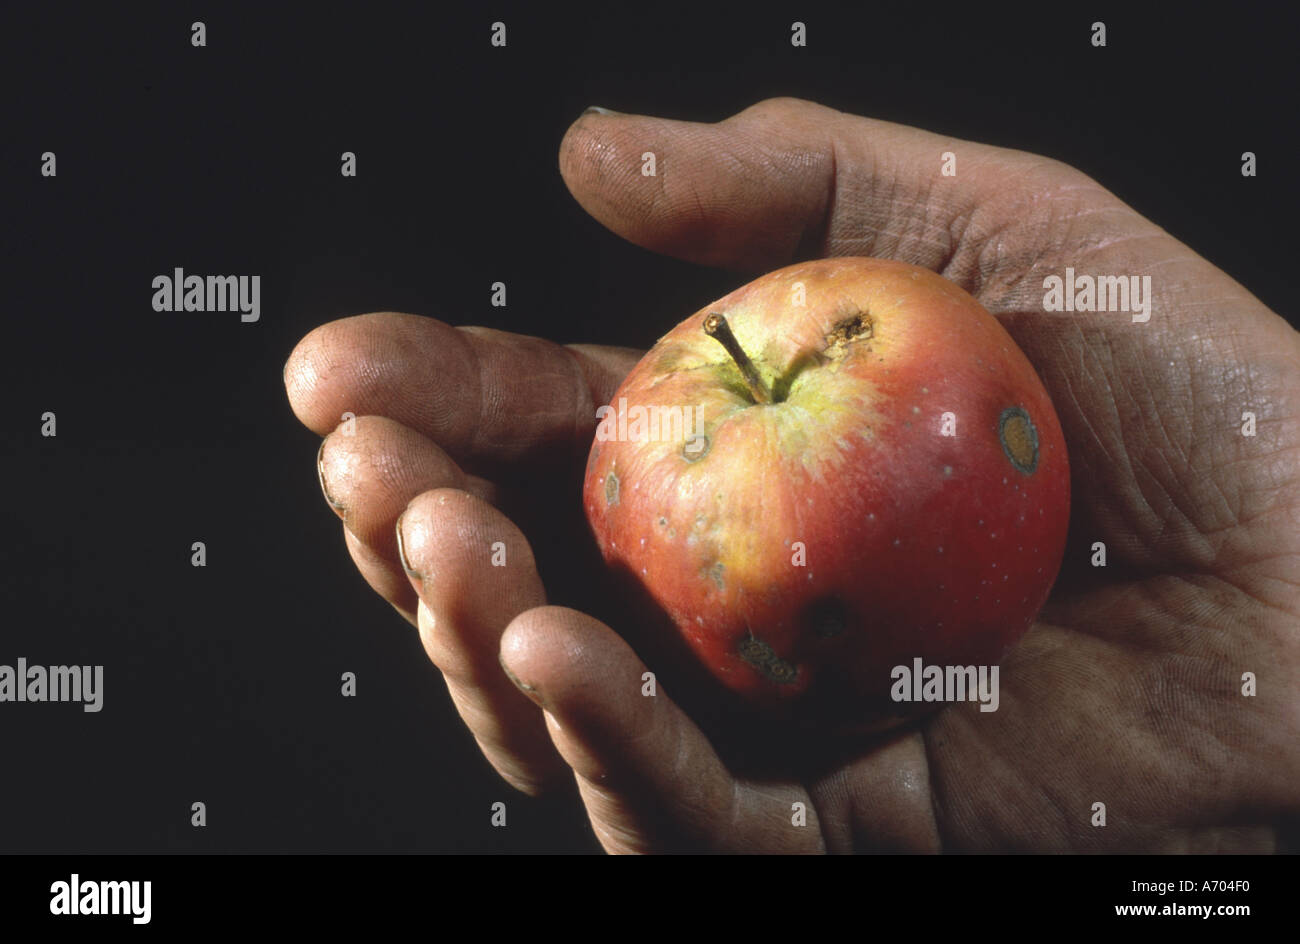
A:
703 313 772 404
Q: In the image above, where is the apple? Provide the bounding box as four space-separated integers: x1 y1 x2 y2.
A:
583 257 1069 728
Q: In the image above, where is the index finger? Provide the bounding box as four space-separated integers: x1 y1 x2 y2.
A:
284 313 642 472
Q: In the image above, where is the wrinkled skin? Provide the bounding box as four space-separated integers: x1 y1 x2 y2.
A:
285 98 1300 853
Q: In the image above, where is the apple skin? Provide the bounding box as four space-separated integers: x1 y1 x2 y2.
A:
583 257 1069 726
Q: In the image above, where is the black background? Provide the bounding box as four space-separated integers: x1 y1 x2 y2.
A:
3 3 1296 855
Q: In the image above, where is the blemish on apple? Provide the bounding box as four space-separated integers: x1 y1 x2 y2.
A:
804 596 849 638
604 470 620 506
825 310 872 351
683 433 710 462
737 636 798 684
998 406 1039 474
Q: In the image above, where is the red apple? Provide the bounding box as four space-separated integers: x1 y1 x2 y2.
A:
583 257 1069 727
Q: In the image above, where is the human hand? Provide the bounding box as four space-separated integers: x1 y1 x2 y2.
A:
285 98 1300 852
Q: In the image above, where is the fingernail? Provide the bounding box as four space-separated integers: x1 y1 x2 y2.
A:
582 105 622 116
395 510 423 580
317 438 346 512
500 654 544 706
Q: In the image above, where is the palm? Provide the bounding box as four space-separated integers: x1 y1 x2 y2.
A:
286 99 1300 852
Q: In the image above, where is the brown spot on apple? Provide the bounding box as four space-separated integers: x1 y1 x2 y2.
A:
999 406 1039 475
604 470 620 505
824 306 873 356
706 560 725 589
682 433 710 461
737 636 798 684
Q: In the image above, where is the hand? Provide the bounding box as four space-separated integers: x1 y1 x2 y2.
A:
284 98 1300 853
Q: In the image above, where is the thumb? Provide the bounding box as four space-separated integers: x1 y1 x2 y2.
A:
558 96 1070 277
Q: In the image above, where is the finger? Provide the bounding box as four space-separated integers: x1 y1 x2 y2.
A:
398 488 569 795
285 316 642 472
316 415 497 626
560 97 1097 286
501 606 823 853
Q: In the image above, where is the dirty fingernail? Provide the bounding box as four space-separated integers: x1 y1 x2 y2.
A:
500 654 544 706
395 510 423 580
317 438 346 513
